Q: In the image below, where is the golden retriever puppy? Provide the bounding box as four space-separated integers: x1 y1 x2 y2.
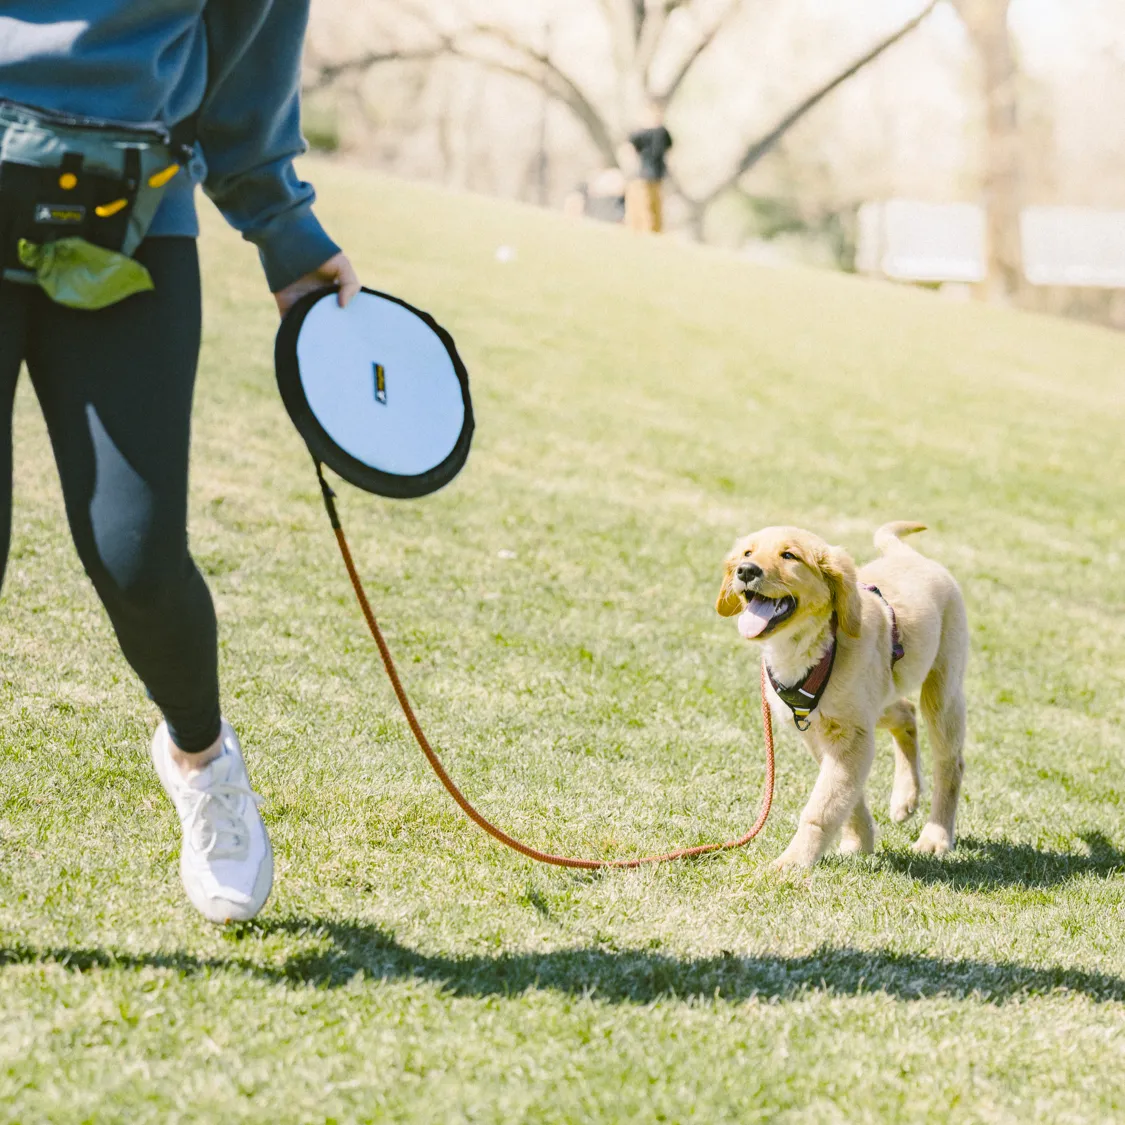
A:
716 522 967 870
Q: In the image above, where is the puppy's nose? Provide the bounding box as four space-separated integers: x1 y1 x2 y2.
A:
736 561 763 584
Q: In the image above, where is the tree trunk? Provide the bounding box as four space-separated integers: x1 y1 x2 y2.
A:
953 0 1023 302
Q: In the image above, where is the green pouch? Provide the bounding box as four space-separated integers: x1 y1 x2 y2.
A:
18 237 154 310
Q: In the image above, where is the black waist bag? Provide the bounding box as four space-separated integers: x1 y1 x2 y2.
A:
0 99 193 308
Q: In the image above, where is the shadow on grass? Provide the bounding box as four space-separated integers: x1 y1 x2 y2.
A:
884 830 1125 890
4 923 1125 1005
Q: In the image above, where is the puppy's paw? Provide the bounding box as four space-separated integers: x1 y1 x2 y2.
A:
772 856 807 875
838 834 874 856
889 786 919 824
912 823 953 855
773 846 815 873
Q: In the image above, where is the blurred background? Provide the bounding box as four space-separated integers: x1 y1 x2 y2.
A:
301 0 1125 329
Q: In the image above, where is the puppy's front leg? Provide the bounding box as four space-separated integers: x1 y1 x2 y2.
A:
839 798 875 855
774 728 876 871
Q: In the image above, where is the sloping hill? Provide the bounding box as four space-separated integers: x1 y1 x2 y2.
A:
2 160 1124 1123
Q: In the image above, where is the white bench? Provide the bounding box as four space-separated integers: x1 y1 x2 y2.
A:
857 200 1125 288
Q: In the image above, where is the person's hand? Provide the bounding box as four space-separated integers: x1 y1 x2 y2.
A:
273 252 360 317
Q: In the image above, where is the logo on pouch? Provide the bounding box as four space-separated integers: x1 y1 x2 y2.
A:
373 362 387 406
35 203 86 225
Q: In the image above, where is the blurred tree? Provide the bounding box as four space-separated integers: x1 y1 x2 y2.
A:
949 0 1022 301
306 0 940 237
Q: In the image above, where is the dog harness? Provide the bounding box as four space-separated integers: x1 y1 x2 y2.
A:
765 586 905 731
861 584 905 665
765 616 838 732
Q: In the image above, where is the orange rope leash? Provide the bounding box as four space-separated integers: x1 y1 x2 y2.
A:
324 488 776 869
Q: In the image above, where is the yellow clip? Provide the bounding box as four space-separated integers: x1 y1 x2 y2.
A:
95 198 129 218
147 164 181 189
59 172 78 191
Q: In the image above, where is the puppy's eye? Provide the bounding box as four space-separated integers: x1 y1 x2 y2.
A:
781 551 799 561
743 550 752 557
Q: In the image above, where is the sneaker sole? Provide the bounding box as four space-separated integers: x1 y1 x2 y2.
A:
180 836 274 924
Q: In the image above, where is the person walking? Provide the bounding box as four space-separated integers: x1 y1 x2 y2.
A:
625 102 674 234
0 2 360 923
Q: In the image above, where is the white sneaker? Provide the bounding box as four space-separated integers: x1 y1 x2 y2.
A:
150 720 274 923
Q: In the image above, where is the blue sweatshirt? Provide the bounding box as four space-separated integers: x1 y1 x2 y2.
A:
0 1 339 291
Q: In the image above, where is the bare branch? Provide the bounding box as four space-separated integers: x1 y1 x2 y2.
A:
300 12 619 167
595 0 643 74
376 0 443 36
304 43 448 94
453 24 618 165
302 0 452 94
597 0 690 84
633 0 700 85
657 0 742 104
632 0 647 44
634 6 671 80
697 0 940 205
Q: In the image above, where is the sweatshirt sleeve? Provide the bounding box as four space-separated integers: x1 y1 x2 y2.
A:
196 0 340 292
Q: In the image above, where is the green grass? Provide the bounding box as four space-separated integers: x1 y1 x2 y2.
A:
2 158 1125 1124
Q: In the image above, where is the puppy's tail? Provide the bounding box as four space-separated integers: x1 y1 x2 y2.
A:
874 521 928 556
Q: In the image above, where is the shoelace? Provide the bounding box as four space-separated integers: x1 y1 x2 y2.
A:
184 779 263 859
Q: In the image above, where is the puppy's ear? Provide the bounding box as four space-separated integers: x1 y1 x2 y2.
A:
820 546 861 636
715 555 744 618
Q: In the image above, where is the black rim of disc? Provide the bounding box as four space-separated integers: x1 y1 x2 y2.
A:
275 285 474 499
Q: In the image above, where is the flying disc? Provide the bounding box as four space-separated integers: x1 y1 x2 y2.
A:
275 287 474 498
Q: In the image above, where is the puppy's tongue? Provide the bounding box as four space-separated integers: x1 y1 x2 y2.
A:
738 595 780 639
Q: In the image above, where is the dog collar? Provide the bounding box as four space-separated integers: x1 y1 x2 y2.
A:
765 616 838 732
862 584 904 666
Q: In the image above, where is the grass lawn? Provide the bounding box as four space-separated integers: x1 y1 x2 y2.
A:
2 157 1125 1124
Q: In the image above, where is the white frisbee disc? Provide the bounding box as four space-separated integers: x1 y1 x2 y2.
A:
276 287 474 498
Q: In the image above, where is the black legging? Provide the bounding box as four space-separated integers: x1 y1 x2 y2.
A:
0 237 221 753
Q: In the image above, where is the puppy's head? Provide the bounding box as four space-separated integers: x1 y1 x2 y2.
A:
716 526 861 639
